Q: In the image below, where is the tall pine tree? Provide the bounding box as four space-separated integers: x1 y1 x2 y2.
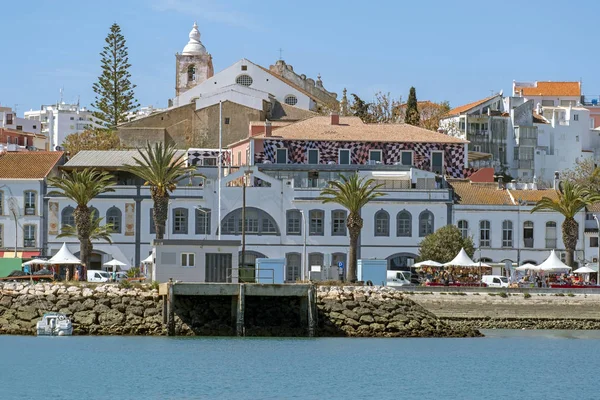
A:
92 23 139 127
404 87 420 126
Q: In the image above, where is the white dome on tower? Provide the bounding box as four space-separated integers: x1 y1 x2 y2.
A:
182 22 207 55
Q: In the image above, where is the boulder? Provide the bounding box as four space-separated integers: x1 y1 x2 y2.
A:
73 311 97 326
98 309 125 326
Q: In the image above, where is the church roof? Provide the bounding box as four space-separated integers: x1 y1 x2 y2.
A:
269 102 318 121
182 22 207 55
255 63 320 105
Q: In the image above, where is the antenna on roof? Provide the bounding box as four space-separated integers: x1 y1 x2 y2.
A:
278 48 283 60
490 90 494 96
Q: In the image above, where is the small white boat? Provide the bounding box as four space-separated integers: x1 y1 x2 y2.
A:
36 313 73 336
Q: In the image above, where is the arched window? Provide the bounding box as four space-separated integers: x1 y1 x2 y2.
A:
375 210 389 237
284 95 298 106
524 221 534 248
61 206 75 229
187 65 196 82
106 206 122 233
286 253 301 282
419 210 434 237
545 221 557 248
220 207 280 235
396 210 412 237
236 74 253 86
502 220 513 248
479 220 491 247
457 220 469 239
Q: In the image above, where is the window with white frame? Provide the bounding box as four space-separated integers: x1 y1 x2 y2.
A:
172 208 188 234
339 149 351 165
457 220 469 239
479 220 490 247
309 209 324 236
24 225 36 248
400 151 413 166
502 220 513 248
369 150 382 163
181 253 195 267
24 191 35 215
236 74 253 86
307 149 319 165
545 221 557 248
331 210 347 236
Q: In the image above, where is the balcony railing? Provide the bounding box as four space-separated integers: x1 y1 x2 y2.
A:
524 238 534 248
25 207 35 215
517 160 533 169
24 239 36 248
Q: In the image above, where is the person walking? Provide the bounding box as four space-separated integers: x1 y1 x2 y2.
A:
65 268 70 282
112 270 117 283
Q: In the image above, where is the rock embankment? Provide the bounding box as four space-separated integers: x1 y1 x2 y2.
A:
0 282 163 335
317 287 481 337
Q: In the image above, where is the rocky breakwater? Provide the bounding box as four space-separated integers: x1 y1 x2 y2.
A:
317 286 481 337
0 282 163 335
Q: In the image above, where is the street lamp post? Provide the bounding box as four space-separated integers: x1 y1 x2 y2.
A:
299 210 307 281
594 214 600 283
240 170 252 274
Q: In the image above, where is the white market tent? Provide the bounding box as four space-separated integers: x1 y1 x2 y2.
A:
413 260 443 268
48 243 81 265
443 248 476 267
538 250 571 272
22 259 50 266
515 263 542 272
574 266 595 274
103 259 129 271
141 254 153 264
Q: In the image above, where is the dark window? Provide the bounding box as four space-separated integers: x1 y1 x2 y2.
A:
309 210 324 236
24 225 36 248
375 210 389 237
431 152 444 174
397 211 412 237
331 210 347 236
339 149 350 165
187 65 196 82
457 220 469 239
241 65 248 71
150 208 155 234
61 206 75 230
369 150 381 163
523 221 534 248
276 149 287 164
286 253 301 282
286 210 302 235
401 151 413 166
419 211 434 237
591 237 599 248
480 220 491 247
106 206 122 233
172 208 188 234
24 191 36 215
309 253 324 268
195 208 211 235
220 207 280 235
308 149 319 165
224 117 230 125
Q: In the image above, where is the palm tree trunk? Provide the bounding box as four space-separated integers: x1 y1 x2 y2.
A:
152 191 169 240
562 217 579 268
346 212 363 283
74 206 91 273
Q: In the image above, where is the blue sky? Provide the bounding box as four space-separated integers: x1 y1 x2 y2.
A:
2 0 598 115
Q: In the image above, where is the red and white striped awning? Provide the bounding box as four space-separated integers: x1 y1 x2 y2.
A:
0 251 41 259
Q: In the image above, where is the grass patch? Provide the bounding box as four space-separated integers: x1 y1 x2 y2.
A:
488 293 496 297
151 281 160 290
440 292 447 295
523 293 531 299
118 280 132 289
498 292 508 298
472 292 480 295
554 293 565 297
567 293 575 297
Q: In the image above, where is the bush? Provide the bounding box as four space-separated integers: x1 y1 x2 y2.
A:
523 293 531 299
488 293 496 296
567 293 575 297
555 293 565 297
498 292 508 298
151 281 159 290
119 280 132 289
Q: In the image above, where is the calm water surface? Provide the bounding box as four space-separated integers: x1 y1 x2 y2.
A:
1 330 599 400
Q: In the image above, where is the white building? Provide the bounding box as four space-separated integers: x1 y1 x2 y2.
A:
0 151 64 258
24 102 96 149
0 106 40 135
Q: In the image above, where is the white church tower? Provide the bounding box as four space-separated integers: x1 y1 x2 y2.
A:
175 22 214 97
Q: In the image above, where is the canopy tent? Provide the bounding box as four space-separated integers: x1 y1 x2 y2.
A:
413 260 443 268
538 250 571 272
471 262 492 268
103 259 129 272
574 266 596 274
22 259 50 266
515 263 542 272
443 248 476 267
141 254 153 264
48 243 81 265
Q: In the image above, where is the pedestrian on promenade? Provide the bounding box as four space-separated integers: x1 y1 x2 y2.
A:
65 268 70 282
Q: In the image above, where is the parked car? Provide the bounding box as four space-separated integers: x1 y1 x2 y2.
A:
115 272 129 282
87 270 110 283
481 275 509 288
386 270 414 287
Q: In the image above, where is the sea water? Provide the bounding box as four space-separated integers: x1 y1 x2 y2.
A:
1 330 599 400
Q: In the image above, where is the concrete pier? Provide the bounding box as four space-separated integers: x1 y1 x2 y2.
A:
159 283 316 337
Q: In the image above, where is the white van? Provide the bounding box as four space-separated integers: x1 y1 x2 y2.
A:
87 270 110 283
387 271 413 287
481 275 509 288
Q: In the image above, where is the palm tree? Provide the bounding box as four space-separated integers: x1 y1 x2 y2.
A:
58 215 115 245
48 168 115 276
124 142 196 239
531 180 600 267
317 173 386 282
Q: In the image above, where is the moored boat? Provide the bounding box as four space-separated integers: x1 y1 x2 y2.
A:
36 312 73 336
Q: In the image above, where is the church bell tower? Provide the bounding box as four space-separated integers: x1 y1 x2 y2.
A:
175 22 214 97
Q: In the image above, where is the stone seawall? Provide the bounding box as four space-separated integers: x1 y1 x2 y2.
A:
408 291 600 330
0 283 480 337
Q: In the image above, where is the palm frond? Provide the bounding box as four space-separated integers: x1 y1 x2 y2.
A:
57 216 114 244
317 173 386 213
531 180 600 218
48 168 115 206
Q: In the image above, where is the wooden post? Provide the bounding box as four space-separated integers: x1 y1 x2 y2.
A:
307 285 316 337
167 278 175 336
236 283 245 336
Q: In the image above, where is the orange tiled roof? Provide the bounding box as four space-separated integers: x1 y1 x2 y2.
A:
515 82 581 97
588 203 600 213
0 151 63 179
448 180 513 205
248 116 468 144
446 95 498 116
509 189 559 204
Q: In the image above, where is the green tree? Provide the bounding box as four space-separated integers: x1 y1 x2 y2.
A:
48 169 115 278
418 225 475 264
58 215 115 246
404 87 420 126
317 174 386 281
531 180 600 267
349 94 374 123
63 128 122 157
561 158 600 192
92 23 139 127
124 142 196 240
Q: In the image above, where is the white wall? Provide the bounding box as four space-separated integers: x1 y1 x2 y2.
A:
0 180 44 252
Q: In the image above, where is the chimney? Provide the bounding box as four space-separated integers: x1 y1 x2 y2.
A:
265 120 272 137
330 111 339 125
553 171 560 190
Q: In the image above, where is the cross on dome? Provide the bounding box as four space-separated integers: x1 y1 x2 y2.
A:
182 21 207 55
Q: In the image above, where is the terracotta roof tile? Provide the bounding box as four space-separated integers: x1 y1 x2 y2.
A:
446 95 498 116
587 203 600 213
514 82 581 97
448 180 513 205
0 151 64 179
250 116 468 144
509 189 559 204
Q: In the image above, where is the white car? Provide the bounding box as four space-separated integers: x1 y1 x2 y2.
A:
481 275 509 288
87 270 110 283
